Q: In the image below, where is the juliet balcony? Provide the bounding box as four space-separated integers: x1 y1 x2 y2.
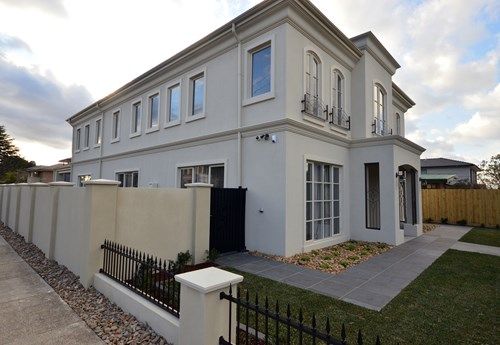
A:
301 94 350 131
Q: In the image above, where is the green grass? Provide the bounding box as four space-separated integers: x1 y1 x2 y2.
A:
226 250 499 345
459 227 500 247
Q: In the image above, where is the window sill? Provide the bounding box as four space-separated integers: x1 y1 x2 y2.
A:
93 143 101 149
145 126 159 134
185 113 206 123
302 113 326 126
74 149 81 154
82 147 90 151
110 137 120 144
129 132 141 139
303 234 343 250
164 119 181 129
242 91 275 107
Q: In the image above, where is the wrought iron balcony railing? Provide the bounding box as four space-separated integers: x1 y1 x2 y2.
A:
301 93 328 120
372 117 392 136
329 106 351 130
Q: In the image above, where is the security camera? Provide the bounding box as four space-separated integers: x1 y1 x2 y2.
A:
271 134 277 143
264 133 270 141
256 136 260 141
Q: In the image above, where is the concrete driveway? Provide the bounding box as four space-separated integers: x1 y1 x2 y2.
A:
218 225 473 311
0 236 103 345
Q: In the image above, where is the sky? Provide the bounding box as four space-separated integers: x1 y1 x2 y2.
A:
0 0 498 166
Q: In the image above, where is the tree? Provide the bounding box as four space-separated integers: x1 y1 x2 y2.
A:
479 154 500 189
0 126 35 183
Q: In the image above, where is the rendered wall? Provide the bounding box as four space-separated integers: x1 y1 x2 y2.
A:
32 186 53 256
7 185 19 230
18 185 34 241
0 186 8 223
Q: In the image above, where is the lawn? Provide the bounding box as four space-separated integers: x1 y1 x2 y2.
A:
225 250 499 345
459 227 500 247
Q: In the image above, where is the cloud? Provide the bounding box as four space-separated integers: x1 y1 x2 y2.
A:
0 0 66 16
0 34 92 164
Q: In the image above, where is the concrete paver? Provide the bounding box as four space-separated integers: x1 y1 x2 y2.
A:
0 236 103 345
218 225 473 311
451 241 500 256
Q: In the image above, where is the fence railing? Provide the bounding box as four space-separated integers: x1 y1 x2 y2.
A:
372 117 392 136
219 286 380 345
100 240 180 317
329 106 351 130
302 94 329 120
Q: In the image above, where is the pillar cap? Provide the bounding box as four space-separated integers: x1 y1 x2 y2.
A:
175 267 243 293
185 183 213 188
84 179 121 186
17 183 28 185
28 182 49 187
49 181 75 186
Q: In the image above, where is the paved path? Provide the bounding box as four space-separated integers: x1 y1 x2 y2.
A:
451 241 500 256
0 236 104 345
217 225 472 311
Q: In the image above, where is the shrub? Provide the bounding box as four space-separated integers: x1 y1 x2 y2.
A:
298 255 311 263
345 243 356 251
339 260 349 268
320 263 331 270
205 248 220 262
425 217 433 223
440 218 448 224
457 219 467 226
360 250 369 256
169 250 192 273
321 254 333 261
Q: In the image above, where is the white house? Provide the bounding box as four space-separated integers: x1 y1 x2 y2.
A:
68 0 425 257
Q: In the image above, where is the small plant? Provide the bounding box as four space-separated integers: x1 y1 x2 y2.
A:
322 254 333 261
205 248 220 262
169 250 192 273
345 243 356 251
332 251 340 257
457 219 467 226
425 217 433 223
298 255 311 263
320 262 331 270
440 217 448 224
360 250 369 256
339 260 349 268
349 255 359 261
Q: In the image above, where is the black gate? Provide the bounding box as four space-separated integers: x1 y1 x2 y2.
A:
210 187 247 254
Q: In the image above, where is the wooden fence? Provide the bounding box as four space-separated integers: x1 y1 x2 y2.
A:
422 189 500 228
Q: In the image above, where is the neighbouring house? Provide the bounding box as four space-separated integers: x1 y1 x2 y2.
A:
67 0 425 256
27 158 72 183
421 158 480 188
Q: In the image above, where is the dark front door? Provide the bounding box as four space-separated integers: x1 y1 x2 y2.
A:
210 187 247 254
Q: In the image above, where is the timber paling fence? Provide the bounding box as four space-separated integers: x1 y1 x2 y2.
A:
422 189 500 228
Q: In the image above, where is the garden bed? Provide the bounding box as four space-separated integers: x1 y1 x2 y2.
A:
252 240 392 274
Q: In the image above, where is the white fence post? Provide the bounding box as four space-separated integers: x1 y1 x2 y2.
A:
175 267 243 345
185 183 212 264
48 182 74 259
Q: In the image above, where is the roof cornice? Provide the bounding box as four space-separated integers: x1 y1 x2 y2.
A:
350 31 400 75
392 82 415 108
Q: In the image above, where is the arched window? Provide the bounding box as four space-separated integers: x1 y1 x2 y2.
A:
373 83 386 120
305 51 321 116
332 69 344 116
396 113 401 135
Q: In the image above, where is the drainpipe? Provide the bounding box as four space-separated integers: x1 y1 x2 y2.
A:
96 102 104 179
232 23 243 187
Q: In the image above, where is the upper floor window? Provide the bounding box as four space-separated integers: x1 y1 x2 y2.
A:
75 128 81 151
131 101 142 135
168 83 181 123
112 110 120 141
373 84 386 120
332 70 344 113
148 93 159 129
190 73 205 116
251 44 271 97
305 51 320 101
95 119 102 145
396 113 401 135
83 124 90 148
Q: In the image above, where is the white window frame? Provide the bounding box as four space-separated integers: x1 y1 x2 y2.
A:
175 159 227 188
83 123 90 150
111 108 121 143
165 79 182 128
331 69 345 114
186 68 207 122
74 127 81 152
146 90 160 133
303 154 343 247
130 98 142 138
94 117 102 148
243 34 275 106
115 170 139 188
395 113 401 135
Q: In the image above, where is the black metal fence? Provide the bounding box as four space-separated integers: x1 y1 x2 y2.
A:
100 240 180 318
219 286 381 345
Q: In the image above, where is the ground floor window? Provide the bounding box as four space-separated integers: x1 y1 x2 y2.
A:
305 161 340 241
179 164 224 188
365 163 380 229
78 175 91 187
57 171 71 182
116 171 138 188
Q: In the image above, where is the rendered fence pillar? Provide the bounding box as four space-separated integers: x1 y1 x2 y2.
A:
175 267 243 345
8 184 21 232
3 185 12 227
185 183 212 264
47 182 75 259
81 179 120 288
0 185 4 223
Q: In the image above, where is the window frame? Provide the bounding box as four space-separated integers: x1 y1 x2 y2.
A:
186 68 206 122
83 123 90 150
146 91 160 133
395 113 401 135
94 117 102 147
165 79 182 128
373 83 386 120
130 98 142 138
243 34 275 106
365 162 381 230
331 69 345 114
75 127 81 152
115 170 139 188
176 160 227 188
111 108 121 143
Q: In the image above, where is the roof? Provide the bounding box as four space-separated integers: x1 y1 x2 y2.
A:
420 174 458 181
421 158 480 170
67 0 364 124
27 163 71 172
392 82 415 107
350 31 401 69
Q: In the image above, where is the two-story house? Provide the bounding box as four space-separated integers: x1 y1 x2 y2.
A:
67 0 425 257
421 157 480 188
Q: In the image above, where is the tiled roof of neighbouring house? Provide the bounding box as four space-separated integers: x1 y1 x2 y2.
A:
421 158 480 170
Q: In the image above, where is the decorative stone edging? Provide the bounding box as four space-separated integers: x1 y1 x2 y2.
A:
0 224 171 345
